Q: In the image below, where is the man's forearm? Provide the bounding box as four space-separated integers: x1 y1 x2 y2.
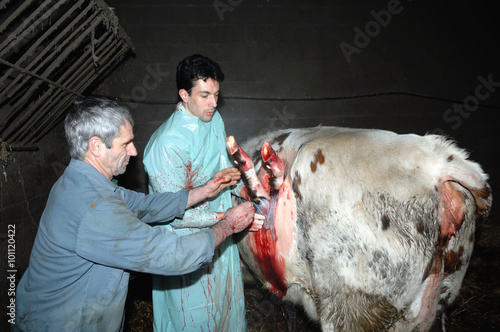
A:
209 219 234 249
186 184 208 208
186 169 240 209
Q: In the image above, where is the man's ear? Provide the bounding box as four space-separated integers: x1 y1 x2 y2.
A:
88 136 104 157
179 89 189 103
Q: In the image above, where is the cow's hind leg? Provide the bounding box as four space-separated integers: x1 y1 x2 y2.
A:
279 301 297 332
317 289 399 332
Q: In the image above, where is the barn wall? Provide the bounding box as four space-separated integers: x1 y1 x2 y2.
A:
0 122 68 328
95 0 499 195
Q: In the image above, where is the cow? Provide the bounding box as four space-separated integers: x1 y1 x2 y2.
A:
226 126 492 332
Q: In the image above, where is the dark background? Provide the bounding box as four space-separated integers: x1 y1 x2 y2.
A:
100 0 500 196
1 1 498 331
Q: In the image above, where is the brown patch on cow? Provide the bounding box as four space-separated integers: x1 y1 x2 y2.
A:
469 233 474 243
310 149 325 172
444 247 464 275
447 155 454 162
422 238 446 281
381 215 390 230
416 220 425 234
422 256 433 282
473 184 492 216
271 132 291 146
292 171 303 201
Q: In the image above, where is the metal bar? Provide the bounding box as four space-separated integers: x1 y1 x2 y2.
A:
28 41 131 142
0 0 35 35
21 31 128 143
15 28 118 143
0 0 88 88
12 28 113 143
25 97 75 145
0 58 83 97
0 16 103 139
68 33 118 91
0 4 96 96
92 0 134 48
0 0 58 55
0 57 84 138
1 0 134 146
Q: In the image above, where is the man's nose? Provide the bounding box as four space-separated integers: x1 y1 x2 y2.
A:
128 143 138 156
209 95 217 108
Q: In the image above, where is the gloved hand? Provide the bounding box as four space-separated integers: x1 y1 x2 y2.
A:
248 213 265 232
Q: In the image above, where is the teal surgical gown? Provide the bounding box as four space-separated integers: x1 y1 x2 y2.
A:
143 102 247 332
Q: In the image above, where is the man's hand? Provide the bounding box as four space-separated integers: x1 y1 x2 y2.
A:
205 168 241 198
222 201 255 233
186 168 241 208
210 202 255 248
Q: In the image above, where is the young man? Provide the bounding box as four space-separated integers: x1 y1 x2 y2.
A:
143 55 262 331
14 97 255 331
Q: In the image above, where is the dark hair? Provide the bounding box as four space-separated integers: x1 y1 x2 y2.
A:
64 97 133 160
176 54 225 94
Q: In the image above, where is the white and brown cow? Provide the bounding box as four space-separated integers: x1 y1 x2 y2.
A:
226 126 492 332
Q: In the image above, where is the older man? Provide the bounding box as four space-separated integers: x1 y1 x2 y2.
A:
14 97 255 331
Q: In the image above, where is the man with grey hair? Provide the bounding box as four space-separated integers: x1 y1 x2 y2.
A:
14 97 256 331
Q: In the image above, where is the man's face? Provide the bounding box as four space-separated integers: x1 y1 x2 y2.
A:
180 78 220 122
101 120 137 178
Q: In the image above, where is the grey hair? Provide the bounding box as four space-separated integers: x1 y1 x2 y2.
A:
64 97 134 160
